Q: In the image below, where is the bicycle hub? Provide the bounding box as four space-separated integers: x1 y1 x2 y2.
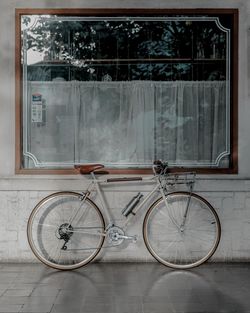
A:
58 223 73 241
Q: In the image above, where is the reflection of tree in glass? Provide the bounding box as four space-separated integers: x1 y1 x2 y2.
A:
23 16 227 81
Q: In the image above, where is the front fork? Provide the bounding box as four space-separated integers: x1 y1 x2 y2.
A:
180 183 193 232
159 182 194 233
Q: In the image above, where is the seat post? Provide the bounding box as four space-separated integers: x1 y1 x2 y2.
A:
90 171 97 181
91 171 113 224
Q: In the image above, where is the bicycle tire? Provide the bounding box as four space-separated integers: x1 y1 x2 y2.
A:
27 191 105 270
143 192 221 269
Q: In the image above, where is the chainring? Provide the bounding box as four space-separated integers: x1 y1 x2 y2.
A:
107 226 125 246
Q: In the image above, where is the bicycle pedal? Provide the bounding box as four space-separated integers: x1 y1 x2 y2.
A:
132 235 138 243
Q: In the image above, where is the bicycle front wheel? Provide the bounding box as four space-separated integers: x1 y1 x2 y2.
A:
27 192 105 270
143 192 221 269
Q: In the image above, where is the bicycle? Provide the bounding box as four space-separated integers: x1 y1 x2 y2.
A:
27 160 221 270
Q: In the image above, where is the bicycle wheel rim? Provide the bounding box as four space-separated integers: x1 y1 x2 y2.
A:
27 192 105 270
143 192 221 269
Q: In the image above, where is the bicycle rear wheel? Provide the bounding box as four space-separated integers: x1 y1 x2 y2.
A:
27 192 105 270
143 192 221 269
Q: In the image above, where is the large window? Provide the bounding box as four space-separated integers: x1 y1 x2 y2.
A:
15 9 238 174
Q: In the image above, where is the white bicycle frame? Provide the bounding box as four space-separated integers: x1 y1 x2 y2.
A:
75 171 188 234
88 173 160 229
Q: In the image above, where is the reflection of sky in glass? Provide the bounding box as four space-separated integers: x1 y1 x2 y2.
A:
22 15 46 65
27 50 44 65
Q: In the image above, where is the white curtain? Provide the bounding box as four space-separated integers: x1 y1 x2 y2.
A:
25 80 227 168
154 81 227 166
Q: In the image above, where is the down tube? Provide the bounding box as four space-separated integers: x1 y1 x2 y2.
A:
122 183 160 228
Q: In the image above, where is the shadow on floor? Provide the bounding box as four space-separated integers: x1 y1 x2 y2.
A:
0 262 249 313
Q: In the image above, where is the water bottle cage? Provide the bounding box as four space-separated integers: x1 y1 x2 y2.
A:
122 193 143 217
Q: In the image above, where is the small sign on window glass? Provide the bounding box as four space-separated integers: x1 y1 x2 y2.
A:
31 93 43 123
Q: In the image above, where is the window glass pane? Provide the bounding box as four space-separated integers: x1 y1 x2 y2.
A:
21 14 233 169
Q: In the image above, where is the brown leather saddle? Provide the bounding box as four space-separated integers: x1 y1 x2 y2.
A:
74 164 109 175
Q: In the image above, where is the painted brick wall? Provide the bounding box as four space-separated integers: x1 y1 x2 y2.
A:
0 178 250 262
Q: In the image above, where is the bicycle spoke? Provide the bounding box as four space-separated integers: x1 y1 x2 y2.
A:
27 192 105 270
144 192 220 269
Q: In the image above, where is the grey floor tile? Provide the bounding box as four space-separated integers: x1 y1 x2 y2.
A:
82 302 114 311
4 288 34 297
8 284 38 290
143 301 175 313
19 302 53 313
0 295 29 305
0 304 23 312
50 303 84 313
0 262 248 313
31 286 60 297
0 273 19 284
114 301 143 313
83 295 113 303
84 284 115 296
25 296 58 305
171 302 207 312
54 289 86 304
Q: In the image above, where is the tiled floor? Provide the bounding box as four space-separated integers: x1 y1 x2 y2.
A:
0 262 249 313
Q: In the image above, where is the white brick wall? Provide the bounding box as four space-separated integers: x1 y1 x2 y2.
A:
0 178 250 262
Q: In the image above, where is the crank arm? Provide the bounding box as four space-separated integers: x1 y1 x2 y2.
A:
117 234 138 242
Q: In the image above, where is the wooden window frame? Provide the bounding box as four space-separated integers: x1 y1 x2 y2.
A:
15 8 238 175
